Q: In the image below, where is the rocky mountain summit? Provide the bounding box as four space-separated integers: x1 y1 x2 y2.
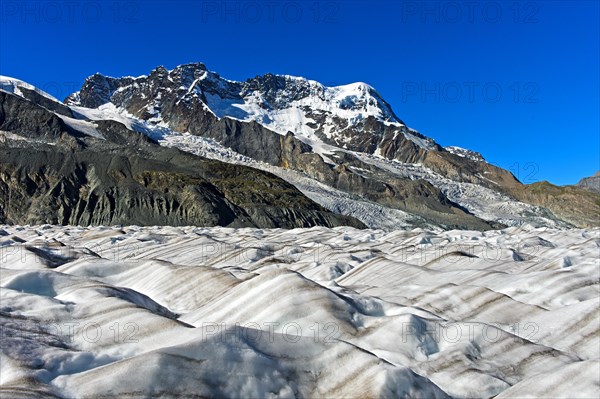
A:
577 171 600 194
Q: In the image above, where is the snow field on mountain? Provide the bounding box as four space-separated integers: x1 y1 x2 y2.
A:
191 73 404 144
1 225 598 398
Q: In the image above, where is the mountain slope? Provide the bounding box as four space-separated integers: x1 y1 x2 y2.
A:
0 89 363 229
509 182 600 228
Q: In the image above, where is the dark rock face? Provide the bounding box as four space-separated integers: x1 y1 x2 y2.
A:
13 87 74 117
67 73 135 109
1 150 236 227
0 91 364 229
0 91 80 141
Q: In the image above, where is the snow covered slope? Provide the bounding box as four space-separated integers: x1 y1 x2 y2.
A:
1 224 598 398
0 76 59 102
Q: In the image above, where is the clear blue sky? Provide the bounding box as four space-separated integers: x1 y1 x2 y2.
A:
1 0 598 185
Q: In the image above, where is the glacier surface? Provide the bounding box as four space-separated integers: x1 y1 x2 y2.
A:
1 224 598 398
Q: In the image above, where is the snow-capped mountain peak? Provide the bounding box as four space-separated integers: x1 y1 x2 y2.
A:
66 63 419 154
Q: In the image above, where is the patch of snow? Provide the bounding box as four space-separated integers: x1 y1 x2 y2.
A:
403 131 438 150
445 146 485 162
0 130 56 146
71 104 171 141
57 115 104 139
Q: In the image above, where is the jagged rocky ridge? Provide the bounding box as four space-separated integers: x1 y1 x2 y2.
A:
0 89 363 229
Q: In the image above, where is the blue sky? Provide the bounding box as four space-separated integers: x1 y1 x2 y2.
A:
1 0 598 185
